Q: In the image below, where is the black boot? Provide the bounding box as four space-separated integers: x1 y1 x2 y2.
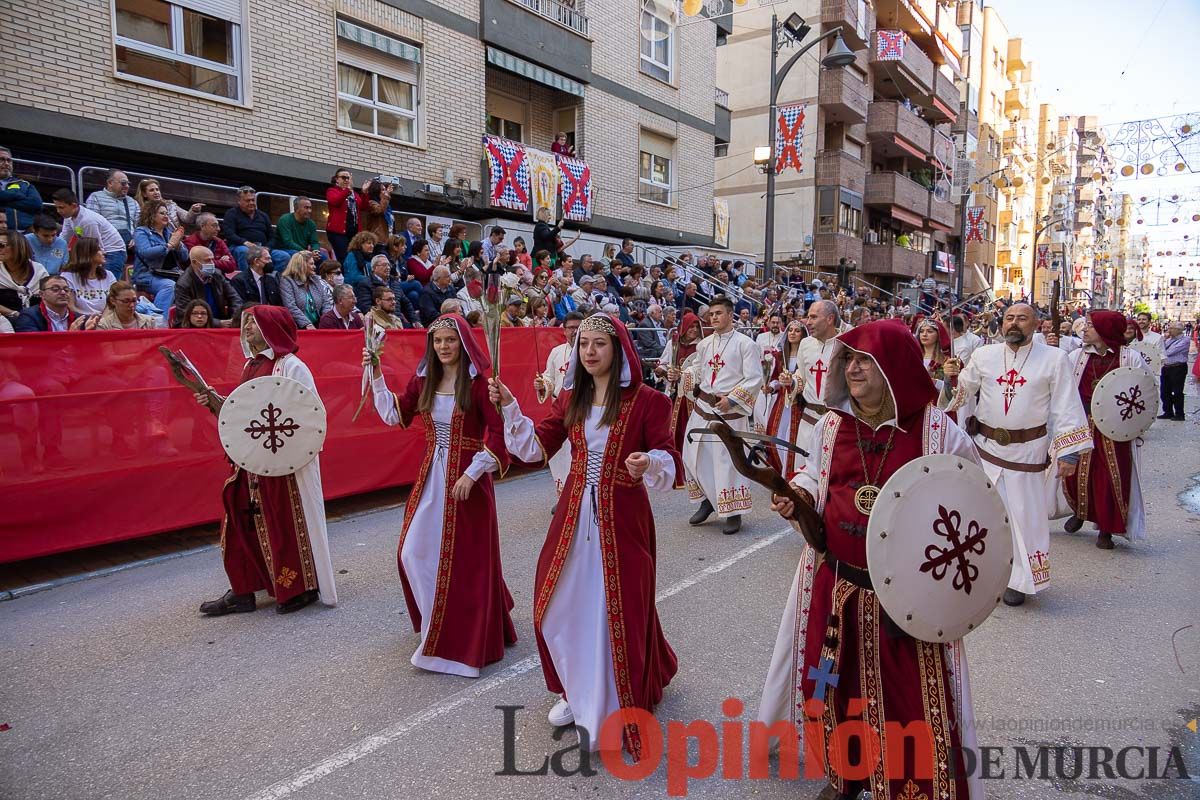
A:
1064 515 1084 533
200 589 256 616
276 589 319 614
1096 532 1115 550
1002 588 1026 606
689 499 714 526
721 514 743 535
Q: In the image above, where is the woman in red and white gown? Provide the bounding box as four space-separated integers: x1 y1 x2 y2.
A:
489 312 682 760
367 313 516 677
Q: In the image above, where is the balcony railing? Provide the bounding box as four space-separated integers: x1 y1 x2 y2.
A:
863 242 928 279
816 150 867 195
865 170 931 221
714 87 730 108
819 69 869 124
510 0 589 37
867 100 933 158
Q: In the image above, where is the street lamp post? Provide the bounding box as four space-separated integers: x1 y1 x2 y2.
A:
760 14 855 282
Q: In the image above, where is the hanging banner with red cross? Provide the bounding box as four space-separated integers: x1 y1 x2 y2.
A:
876 30 907 61
1036 244 1049 269
556 155 594 222
774 102 806 174
483 135 529 211
965 207 985 242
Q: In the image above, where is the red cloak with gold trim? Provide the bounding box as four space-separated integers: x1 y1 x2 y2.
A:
391 314 517 668
529 317 683 761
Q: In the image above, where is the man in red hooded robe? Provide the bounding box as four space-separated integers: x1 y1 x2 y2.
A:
761 320 985 800
1062 310 1149 548
194 305 338 616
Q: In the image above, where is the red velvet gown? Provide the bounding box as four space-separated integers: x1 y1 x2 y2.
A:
386 373 517 670
525 381 683 760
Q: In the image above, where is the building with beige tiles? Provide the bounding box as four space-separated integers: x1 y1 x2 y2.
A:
0 0 730 252
716 0 963 295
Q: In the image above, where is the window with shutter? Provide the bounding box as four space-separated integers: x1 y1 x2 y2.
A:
335 21 422 145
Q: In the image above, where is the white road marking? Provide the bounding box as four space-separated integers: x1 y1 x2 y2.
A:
241 526 792 800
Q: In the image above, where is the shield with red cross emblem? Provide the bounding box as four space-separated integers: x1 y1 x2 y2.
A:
867 454 1012 642
219 376 327 476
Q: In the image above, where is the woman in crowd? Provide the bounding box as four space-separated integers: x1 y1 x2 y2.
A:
78 281 161 330
132 199 189 313
762 319 808 475
916 317 952 382
447 223 471 260
134 178 201 231
319 260 345 296
627 265 650 302
426 222 449 263
61 236 117 315
179 299 217 329
341 231 379 286
0 230 49 322
365 314 516 677
526 296 551 327
600 243 618 272
488 313 681 759
325 168 367 262
279 251 332 330
360 179 394 244
512 236 532 269
406 238 437 286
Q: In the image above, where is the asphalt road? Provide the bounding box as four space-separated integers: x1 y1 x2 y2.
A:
2 412 1198 800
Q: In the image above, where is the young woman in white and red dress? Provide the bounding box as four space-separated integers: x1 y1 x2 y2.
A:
762 319 808 474
488 312 681 760
366 313 516 677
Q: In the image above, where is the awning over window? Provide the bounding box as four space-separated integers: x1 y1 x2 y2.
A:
486 47 584 97
337 19 421 63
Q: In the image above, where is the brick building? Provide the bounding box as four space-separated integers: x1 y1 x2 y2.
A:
0 0 729 251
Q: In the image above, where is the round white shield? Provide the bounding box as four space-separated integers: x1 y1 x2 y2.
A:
1091 366 1158 442
1128 340 1162 374
218 376 327 476
866 454 1012 642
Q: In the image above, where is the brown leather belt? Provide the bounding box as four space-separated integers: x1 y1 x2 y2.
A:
977 448 1052 473
695 406 747 422
800 402 829 426
966 417 1047 446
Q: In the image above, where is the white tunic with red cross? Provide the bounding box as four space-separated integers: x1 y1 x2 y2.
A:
957 339 1091 594
681 329 762 517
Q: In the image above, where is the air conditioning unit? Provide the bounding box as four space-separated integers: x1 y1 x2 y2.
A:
423 182 445 194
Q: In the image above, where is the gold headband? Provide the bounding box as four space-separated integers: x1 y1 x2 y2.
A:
578 315 617 335
429 317 457 331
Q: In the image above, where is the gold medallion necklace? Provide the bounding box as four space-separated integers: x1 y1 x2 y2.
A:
851 412 896 516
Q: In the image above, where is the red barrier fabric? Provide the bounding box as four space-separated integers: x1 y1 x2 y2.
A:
0 327 565 563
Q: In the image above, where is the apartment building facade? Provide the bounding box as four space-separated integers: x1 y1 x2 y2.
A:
0 0 730 250
714 0 962 294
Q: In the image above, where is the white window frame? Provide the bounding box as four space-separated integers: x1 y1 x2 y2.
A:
640 3 674 84
639 151 673 207
485 90 529 144
110 0 248 106
336 46 421 147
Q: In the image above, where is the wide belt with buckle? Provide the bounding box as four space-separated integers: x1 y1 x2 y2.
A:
966 417 1047 446
696 407 747 422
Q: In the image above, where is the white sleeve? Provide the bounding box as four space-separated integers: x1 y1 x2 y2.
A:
641 449 676 491
789 418 824 497
500 400 544 462
728 339 764 413
942 417 982 465
371 374 401 426
957 349 983 398
464 449 498 482
1048 351 1092 457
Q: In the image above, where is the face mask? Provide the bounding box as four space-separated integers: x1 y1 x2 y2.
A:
200 264 219 280
261 263 275 275
329 275 345 287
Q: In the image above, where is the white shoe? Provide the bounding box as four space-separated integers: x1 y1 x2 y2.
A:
547 696 574 727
